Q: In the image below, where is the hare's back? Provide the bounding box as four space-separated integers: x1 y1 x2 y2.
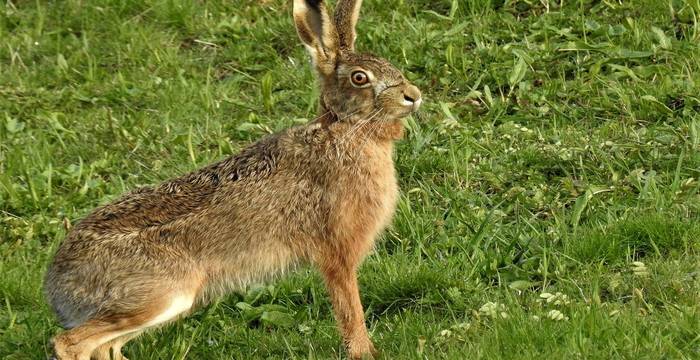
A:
44 133 291 326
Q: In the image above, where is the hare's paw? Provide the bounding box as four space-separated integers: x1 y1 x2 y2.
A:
348 337 378 360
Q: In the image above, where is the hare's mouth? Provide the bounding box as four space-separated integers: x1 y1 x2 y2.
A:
402 97 422 110
383 84 422 116
397 99 422 117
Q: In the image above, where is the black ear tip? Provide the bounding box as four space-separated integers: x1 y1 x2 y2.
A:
305 0 323 9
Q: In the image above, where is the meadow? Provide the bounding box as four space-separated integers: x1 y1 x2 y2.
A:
1 0 699 358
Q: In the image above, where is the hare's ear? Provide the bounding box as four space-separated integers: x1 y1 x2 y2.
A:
293 0 339 75
334 0 362 51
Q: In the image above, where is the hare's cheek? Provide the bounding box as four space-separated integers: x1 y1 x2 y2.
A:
349 88 374 108
365 89 378 106
377 90 401 109
373 82 388 96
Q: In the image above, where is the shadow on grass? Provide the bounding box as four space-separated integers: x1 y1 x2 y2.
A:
565 212 699 264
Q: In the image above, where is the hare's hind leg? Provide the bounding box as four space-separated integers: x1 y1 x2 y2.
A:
51 318 135 360
90 332 141 360
52 293 195 360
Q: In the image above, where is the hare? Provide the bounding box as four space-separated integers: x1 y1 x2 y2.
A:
44 0 422 359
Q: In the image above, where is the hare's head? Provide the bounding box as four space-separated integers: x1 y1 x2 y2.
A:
293 0 421 123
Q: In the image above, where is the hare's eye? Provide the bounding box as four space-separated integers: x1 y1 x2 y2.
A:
350 71 369 87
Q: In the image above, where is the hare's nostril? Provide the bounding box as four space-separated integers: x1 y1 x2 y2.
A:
403 94 415 103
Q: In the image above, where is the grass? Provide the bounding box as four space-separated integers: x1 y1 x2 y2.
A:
1 0 700 358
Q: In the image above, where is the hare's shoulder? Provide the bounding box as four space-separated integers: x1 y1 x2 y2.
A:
76 133 285 234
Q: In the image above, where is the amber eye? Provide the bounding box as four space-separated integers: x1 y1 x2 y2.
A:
350 71 369 86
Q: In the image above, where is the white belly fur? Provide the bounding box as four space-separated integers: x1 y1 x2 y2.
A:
144 294 195 327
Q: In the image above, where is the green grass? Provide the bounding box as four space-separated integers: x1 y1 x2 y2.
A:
2 0 700 358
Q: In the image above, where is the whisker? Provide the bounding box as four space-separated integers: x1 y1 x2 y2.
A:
339 109 384 160
334 109 380 152
355 109 385 154
341 110 378 143
308 110 332 123
345 110 381 141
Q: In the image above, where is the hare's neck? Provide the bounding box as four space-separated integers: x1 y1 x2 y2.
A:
335 118 404 142
377 119 405 140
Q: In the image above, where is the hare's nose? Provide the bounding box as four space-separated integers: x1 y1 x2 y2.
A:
402 85 422 109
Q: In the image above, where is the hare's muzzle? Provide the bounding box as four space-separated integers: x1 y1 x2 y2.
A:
401 84 422 112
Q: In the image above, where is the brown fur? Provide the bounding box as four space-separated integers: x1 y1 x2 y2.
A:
44 1 422 359
334 0 362 50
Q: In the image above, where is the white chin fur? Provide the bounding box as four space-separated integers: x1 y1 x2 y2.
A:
414 99 422 110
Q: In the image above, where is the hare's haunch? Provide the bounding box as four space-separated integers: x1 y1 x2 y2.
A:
44 1 422 359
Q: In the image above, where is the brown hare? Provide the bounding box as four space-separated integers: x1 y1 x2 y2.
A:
44 0 422 359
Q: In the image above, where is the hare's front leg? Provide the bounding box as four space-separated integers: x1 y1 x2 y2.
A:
319 255 377 359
